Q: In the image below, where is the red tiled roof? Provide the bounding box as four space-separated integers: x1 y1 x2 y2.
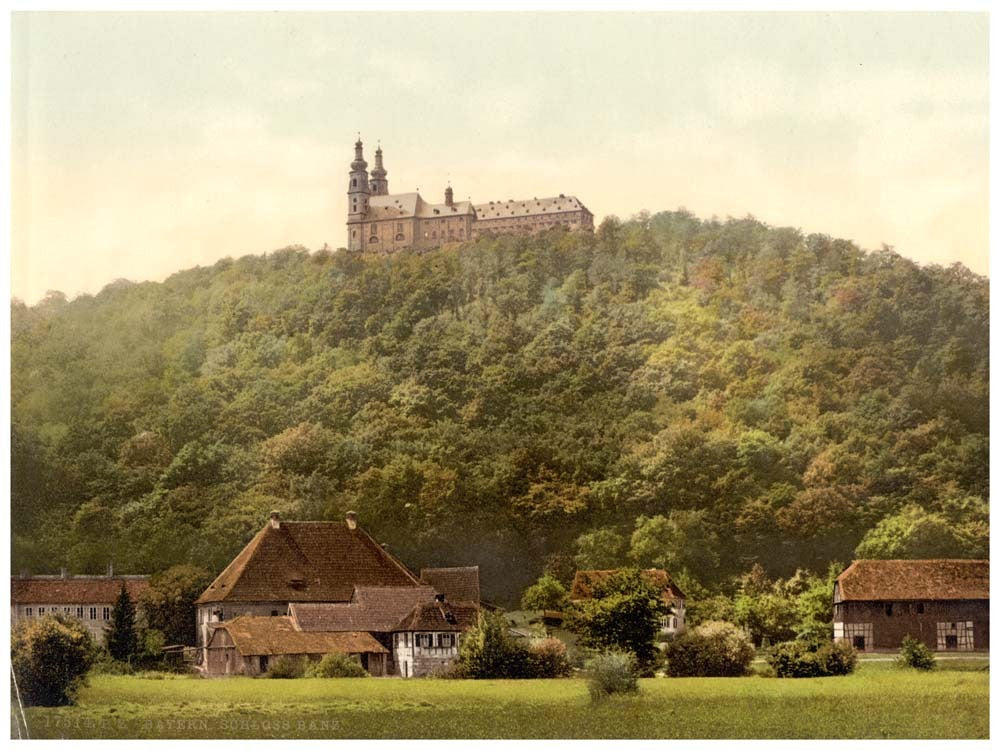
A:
420 566 480 604
11 577 150 605
196 520 422 604
291 586 437 632
210 615 387 656
394 599 479 632
569 569 686 603
836 559 989 602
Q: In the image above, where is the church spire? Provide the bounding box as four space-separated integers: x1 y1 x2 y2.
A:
347 136 370 251
370 141 388 196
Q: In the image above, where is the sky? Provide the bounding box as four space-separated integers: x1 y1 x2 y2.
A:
10 11 990 304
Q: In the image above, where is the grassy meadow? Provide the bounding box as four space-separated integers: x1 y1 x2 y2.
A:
15 659 988 740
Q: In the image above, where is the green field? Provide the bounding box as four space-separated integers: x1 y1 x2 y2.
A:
15 660 988 740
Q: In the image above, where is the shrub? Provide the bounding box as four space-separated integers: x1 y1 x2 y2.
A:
767 639 857 678
11 615 97 706
265 655 306 678
520 575 569 611
458 611 534 679
91 652 136 675
305 653 368 678
897 635 936 671
664 621 755 677
586 649 639 700
526 638 572 678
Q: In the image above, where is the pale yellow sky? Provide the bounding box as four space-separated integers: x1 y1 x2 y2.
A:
11 12 989 303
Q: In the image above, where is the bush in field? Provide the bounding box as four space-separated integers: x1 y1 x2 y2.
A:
664 621 755 677
266 655 306 678
586 649 639 700
306 653 368 678
767 639 857 677
897 635 936 671
526 638 572 678
11 615 97 706
458 611 534 679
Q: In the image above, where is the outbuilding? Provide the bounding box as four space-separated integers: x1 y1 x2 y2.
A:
833 559 989 652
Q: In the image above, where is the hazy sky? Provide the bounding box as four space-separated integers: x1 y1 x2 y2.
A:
11 12 989 303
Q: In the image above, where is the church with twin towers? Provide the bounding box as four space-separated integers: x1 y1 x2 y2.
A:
346 138 594 253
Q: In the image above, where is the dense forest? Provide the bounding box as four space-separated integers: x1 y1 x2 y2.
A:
11 210 989 606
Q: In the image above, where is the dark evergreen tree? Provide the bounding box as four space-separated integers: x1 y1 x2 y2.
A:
105 583 139 664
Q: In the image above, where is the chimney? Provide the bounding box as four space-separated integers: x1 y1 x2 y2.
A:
345 511 358 530
269 511 281 530
444 186 454 207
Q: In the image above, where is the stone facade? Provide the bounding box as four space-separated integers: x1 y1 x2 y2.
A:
346 139 593 254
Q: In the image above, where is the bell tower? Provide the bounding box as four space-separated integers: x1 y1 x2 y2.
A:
347 137 370 251
370 143 388 196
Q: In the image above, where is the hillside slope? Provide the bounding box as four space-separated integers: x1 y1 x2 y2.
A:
11 211 989 604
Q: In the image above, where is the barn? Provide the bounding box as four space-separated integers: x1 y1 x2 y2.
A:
205 615 388 676
833 559 989 652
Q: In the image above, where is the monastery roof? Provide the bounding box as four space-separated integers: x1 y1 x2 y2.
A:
393 598 480 632
196 517 422 605
11 576 150 605
290 586 437 632
368 192 474 219
473 195 590 220
569 569 686 603
210 615 387 656
836 559 989 602
419 566 480 605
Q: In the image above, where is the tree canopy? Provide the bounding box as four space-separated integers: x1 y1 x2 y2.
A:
11 210 989 605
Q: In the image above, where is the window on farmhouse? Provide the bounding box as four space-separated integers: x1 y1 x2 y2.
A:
25 607 32 617
885 603 893 616
76 607 84 618
916 603 925 614
103 607 110 621
38 607 45 615
89 607 97 620
852 635 865 650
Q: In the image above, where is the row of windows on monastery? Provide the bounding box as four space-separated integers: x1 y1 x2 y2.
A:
20 605 111 621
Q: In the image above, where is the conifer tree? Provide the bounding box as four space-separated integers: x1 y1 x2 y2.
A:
105 583 139 664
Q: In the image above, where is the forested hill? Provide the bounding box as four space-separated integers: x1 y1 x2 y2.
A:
11 211 989 606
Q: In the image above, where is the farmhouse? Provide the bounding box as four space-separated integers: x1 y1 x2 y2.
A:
197 510 481 676
833 559 989 652
570 568 686 635
11 572 149 644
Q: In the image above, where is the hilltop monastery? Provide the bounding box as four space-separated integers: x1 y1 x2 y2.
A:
346 139 594 253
